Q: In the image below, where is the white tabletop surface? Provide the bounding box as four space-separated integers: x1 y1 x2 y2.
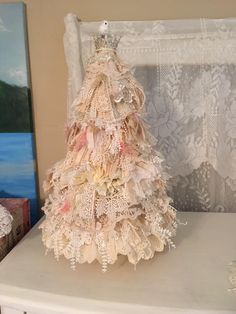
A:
0 212 236 314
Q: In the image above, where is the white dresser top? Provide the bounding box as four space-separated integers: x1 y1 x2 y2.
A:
0 212 236 314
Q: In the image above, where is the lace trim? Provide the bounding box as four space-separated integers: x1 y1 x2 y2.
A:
40 206 177 271
0 205 13 238
41 44 178 271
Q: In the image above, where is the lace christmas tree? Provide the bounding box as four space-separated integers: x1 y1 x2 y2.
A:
40 23 178 272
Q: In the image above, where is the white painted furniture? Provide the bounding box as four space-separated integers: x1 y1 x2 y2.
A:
0 212 236 314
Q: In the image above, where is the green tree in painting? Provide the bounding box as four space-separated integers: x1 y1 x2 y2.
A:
0 80 33 132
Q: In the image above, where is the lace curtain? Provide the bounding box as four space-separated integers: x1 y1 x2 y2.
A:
64 15 236 213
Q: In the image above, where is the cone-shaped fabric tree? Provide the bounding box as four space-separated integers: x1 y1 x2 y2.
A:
40 28 178 272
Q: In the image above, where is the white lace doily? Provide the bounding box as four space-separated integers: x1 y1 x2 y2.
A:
0 205 13 238
229 261 236 292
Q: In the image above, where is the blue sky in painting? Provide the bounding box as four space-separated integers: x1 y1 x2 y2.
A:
0 3 28 87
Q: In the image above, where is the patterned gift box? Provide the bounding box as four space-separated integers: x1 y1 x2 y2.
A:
0 198 30 261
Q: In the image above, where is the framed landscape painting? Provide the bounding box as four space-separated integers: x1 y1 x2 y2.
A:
0 2 39 225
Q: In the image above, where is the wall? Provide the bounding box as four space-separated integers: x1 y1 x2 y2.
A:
0 0 236 200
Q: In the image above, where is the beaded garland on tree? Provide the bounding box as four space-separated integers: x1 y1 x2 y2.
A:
40 22 178 272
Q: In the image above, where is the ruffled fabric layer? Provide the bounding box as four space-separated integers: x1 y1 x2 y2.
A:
70 50 145 128
40 206 176 271
40 48 178 271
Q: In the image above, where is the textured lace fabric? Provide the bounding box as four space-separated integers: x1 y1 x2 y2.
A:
229 261 236 292
40 39 178 272
0 205 13 238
